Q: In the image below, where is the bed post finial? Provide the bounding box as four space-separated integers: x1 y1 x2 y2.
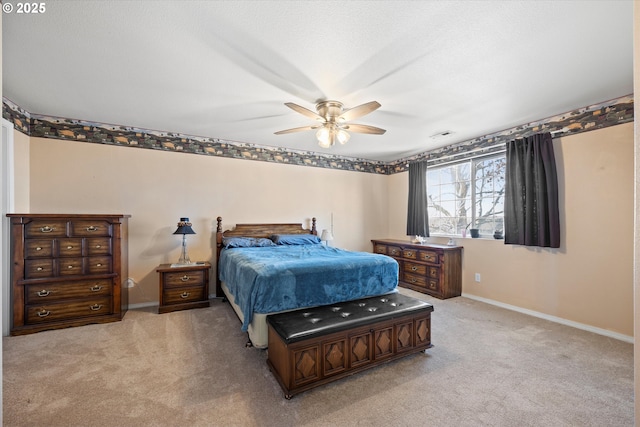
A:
311 217 317 235
217 216 222 233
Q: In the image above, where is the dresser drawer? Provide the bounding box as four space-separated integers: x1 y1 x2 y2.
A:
418 250 439 265
25 279 112 304
163 270 205 287
25 239 54 258
402 249 418 260
58 238 83 257
86 238 112 255
25 220 67 238
59 257 84 276
24 259 55 279
71 220 112 237
404 272 427 287
87 256 112 274
26 297 112 324
387 246 402 257
404 262 426 275
163 286 206 304
373 244 387 254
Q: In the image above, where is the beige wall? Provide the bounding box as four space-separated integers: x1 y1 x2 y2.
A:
389 123 634 337
13 130 30 212
26 137 389 305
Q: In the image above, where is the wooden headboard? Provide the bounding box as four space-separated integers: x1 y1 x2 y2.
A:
214 216 317 296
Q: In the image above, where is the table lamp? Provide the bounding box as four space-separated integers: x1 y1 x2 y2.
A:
173 217 195 264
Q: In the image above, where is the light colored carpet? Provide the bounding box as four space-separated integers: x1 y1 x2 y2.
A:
3 288 633 427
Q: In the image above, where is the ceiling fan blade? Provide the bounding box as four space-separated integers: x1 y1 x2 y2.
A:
344 124 387 135
339 101 381 122
285 102 324 121
274 125 319 135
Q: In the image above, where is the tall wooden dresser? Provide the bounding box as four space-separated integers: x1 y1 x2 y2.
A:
372 239 463 299
7 214 130 335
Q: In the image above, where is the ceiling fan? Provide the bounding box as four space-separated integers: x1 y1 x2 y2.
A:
274 100 386 148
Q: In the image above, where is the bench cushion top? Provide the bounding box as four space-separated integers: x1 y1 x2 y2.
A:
267 292 434 344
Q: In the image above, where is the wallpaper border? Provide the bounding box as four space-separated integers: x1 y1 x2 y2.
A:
3 95 633 175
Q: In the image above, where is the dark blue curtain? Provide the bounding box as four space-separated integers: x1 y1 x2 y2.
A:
504 132 560 248
406 161 429 237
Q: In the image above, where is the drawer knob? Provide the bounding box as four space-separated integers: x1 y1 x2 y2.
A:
37 310 51 318
66 245 73 250
411 266 417 271
180 292 191 299
36 267 44 271
90 285 102 292
406 251 413 256
37 290 50 297
411 278 417 283
67 265 74 269
89 304 103 311
40 226 54 233
181 275 190 282
95 245 101 249
86 226 98 232
96 263 103 267
36 247 42 251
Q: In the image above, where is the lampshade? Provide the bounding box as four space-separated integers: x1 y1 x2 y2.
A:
316 126 333 148
316 124 350 148
173 217 196 235
336 128 350 145
321 229 334 242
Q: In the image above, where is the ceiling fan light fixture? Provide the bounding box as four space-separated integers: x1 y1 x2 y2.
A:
336 128 350 145
316 126 333 148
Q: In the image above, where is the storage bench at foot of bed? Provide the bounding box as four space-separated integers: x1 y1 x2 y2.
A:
266 293 434 399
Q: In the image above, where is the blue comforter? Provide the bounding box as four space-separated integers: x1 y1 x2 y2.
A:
219 244 398 331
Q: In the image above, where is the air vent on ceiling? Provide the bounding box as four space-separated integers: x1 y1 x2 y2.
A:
429 130 455 140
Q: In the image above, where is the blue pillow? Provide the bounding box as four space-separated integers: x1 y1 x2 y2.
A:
222 237 277 249
270 234 322 245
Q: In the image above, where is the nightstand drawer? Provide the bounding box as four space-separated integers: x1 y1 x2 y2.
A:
163 286 206 304
164 270 205 287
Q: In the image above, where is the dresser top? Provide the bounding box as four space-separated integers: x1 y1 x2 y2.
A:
371 238 463 250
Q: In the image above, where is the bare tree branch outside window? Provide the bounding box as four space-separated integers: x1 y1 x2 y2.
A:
427 155 505 236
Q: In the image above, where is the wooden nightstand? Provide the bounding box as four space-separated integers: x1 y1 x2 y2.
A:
156 262 211 314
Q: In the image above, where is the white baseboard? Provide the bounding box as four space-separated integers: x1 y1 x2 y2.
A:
461 293 633 344
127 301 157 310
127 294 221 311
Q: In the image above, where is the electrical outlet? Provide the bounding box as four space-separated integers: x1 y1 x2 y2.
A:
474 273 481 283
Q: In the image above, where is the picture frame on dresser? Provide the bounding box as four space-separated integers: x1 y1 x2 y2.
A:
7 214 130 335
371 239 463 299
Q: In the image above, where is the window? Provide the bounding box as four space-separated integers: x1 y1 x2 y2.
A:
427 154 505 237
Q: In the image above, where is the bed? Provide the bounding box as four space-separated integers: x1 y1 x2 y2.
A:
214 217 399 348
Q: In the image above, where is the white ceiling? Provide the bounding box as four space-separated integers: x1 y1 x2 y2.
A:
2 0 634 162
